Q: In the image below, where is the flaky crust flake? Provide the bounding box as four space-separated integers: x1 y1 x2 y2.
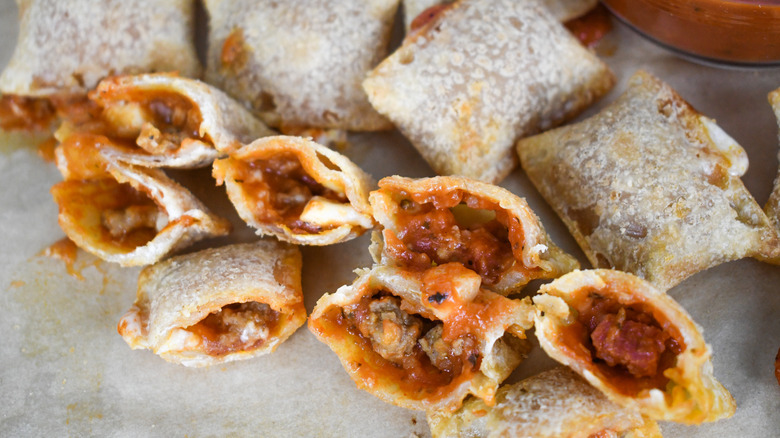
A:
518 70 779 290
0 0 200 96
364 0 614 183
533 269 736 424
117 240 306 367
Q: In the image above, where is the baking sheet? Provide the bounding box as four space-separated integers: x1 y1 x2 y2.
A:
1 2 779 436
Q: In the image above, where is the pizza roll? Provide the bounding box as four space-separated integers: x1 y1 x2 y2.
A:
213 135 376 245
53 73 273 169
764 88 780 239
533 269 735 424
403 0 598 30
51 133 231 267
518 70 780 290
203 0 397 131
118 240 306 367
426 367 661 438
0 0 200 98
308 263 535 413
363 0 614 183
369 176 579 295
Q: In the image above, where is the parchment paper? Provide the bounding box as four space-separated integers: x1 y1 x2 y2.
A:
1 2 778 436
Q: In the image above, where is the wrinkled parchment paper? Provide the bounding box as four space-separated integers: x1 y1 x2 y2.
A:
1 2 778 436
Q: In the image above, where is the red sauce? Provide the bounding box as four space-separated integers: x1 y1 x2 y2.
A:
221 28 248 71
775 347 780 386
186 302 280 357
42 237 80 279
410 4 453 32
383 188 540 287
557 287 685 396
36 136 58 162
603 0 780 64
0 95 57 132
564 4 613 48
231 153 348 234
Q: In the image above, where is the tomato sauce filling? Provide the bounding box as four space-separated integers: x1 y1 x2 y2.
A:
96 91 204 154
232 153 348 234
0 95 57 132
558 289 685 396
564 3 612 48
384 189 533 286
324 290 482 397
186 301 280 357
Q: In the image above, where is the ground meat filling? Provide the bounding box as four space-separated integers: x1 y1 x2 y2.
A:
237 153 348 234
102 204 165 239
389 196 514 285
189 301 279 356
564 292 682 394
341 292 480 388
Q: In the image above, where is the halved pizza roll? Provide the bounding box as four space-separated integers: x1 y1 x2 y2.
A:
518 70 780 290
308 263 535 413
427 367 661 438
203 0 397 131
363 0 614 183
0 0 199 121
213 135 375 245
118 240 306 367
51 132 231 267
764 88 780 240
52 73 273 169
403 0 598 30
369 176 579 295
533 269 735 424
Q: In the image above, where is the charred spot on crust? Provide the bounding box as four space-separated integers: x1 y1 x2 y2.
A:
428 292 447 304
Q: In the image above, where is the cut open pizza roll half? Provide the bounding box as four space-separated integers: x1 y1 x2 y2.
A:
308 263 535 413
213 135 376 245
363 0 614 183
518 70 780 290
203 0 397 131
426 367 661 438
51 131 230 267
53 73 273 169
0 0 201 131
533 269 735 424
118 240 306 367
369 176 579 295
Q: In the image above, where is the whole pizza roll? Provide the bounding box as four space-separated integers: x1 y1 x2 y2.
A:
203 0 397 131
308 263 535 413
213 135 376 245
51 133 231 267
426 367 661 438
533 269 735 424
764 87 780 240
118 240 306 367
518 70 780 290
369 176 579 295
363 0 614 183
0 0 200 131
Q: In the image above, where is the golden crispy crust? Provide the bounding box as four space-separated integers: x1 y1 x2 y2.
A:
764 88 780 252
52 139 230 266
533 269 735 424
203 0 397 131
369 175 579 294
364 0 614 183
213 135 376 245
117 240 306 367
427 367 661 438
91 73 274 167
0 0 200 97
518 70 779 290
308 264 535 413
